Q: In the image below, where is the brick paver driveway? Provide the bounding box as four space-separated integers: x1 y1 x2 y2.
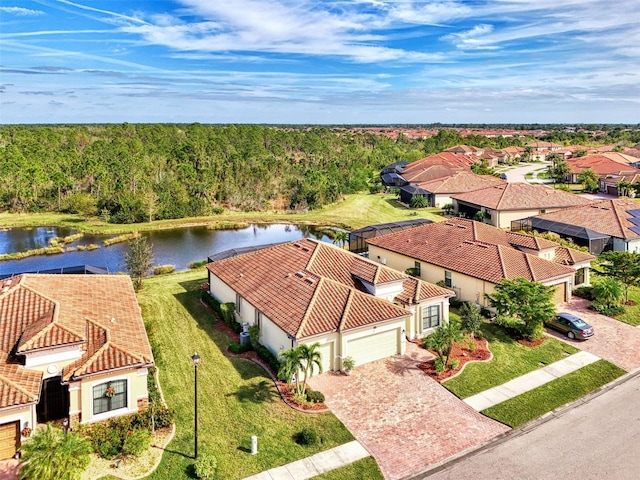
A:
552 299 640 372
308 343 509 480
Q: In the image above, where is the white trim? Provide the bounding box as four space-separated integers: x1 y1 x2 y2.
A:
89 376 133 422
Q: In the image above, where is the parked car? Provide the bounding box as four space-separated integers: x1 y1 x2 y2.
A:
500 173 508 180
545 313 594 340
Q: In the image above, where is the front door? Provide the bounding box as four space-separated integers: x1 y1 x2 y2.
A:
36 376 69 423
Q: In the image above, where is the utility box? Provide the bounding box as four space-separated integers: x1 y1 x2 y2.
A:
251 435 258 455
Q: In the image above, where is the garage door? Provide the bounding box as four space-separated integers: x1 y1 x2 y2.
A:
552 283 567 304
0 421 19 460
346 329 399 367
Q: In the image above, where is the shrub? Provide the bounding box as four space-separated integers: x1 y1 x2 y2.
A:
248 324 260 349
467 339 477 353
433 357 446 374
211 205 225 214
409 195 429 208
220 302 236 325
341 356 356 373
460 302 483 337
87 423 121 459
295 427 319 446
194 451 218 480
122 428 150 457
306 389 325 404
591 302 625 316
189 260 207 269
153 264 175 275
450 358 460 370
255 343 281 372
573 285 594 300
228 341 252 354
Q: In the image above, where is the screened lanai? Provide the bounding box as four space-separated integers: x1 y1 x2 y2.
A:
349 219 432 254
511 217 611 255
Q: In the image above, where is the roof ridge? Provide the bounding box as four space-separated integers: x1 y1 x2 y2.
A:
338 289 355 332
496 245 508 279
495 183 509 210
0 369 39 402
68 340 111 379
304 238 321 271
296 277 323 338
523 252 536 281
611 199 629 238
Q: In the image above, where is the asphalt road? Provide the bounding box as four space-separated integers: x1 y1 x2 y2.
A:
416 372 640 480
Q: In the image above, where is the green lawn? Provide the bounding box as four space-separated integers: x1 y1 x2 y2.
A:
443 323 579 399
615 285 640 326
310 457 384 480
482 360 626 427
136 269 369 480
0 193 444 234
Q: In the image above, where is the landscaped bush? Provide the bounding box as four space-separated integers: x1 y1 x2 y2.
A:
460 302 483 337
228 341 252 354
591 302 625 316
122 428 151 457
573 285 594 300
153 264 175 275
248 324 260 349
194 451 218 479
433 357 446 374
254 343 281 372
306 389 325 404
450 358 460 370
295 427 319 446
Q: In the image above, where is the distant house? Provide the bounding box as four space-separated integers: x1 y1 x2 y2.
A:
0 275 154 460
412 172 504 208
565 154 640 183
512 199 640 255
366 218 594 307
348 219 432 254
599 173 640 196
451 182 593 228
206 240 453 372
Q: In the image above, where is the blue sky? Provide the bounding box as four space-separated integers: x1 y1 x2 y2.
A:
1 0 639 124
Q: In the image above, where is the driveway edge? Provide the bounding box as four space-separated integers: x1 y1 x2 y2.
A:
403 367 640 480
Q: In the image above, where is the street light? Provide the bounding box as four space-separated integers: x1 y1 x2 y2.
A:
191 352 201 459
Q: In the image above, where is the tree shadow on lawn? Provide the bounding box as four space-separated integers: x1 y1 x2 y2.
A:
226 379 276 404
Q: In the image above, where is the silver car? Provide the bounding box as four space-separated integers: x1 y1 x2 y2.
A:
546 312 594 340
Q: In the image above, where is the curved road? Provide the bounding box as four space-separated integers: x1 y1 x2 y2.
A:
418 372 640 480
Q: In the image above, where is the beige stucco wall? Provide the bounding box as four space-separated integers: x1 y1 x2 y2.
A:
496 207 571 229
75 368 148 424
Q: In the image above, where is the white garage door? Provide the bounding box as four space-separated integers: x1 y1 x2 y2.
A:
346 329 399 366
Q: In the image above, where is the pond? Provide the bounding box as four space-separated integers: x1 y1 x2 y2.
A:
0 224 334 276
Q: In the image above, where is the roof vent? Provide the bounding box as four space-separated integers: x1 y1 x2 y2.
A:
457 225 467 229
295 271 305 278
304 278 315 285
293 243 301 248
445 222 455 226
301 247 310 252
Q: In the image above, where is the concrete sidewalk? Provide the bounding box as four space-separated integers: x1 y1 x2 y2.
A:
464 350 600 411
242 440 370 480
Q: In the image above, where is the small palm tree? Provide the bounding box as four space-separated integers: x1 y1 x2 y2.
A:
278 347 304 394
19 424 92 480
298 342 323 396
592 277 623 308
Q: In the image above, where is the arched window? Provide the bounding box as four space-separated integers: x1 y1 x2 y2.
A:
93 379 127 415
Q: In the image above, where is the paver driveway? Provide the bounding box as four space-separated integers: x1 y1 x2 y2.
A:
308 343 509 480
551 299 640 372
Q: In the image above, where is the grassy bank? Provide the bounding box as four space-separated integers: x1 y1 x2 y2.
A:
136 269 376 480
0 193 444 235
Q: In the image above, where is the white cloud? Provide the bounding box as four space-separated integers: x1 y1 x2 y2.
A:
0 7 44 16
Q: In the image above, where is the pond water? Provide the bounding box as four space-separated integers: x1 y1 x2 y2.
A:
0 224 334 276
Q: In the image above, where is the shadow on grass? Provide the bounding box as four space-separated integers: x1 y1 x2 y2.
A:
227 380 275 404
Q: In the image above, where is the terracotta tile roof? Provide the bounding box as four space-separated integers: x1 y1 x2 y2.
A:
601 152 640 165
452 183 593 210
206 240 451 340
401 152 474 175
416 172 504 194
0 364 42 409
532 199 640 240
566 155 640 176
366 218 584 284
0 275 154 407
401 164 465 183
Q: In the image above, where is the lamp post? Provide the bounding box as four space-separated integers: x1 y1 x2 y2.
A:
191 352 201 459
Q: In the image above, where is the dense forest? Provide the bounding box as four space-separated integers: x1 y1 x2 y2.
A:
1 124 638 223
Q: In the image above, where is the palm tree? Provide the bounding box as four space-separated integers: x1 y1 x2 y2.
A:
298 342 323 396
332 229 349 249
278 347 304 394
19 424 92 480
592 277 623 308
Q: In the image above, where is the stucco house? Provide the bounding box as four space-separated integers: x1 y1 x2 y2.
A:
451 182 593 228
206 239 453 373
366 218 594 307
565 154 640 183
0 275 154 460
412 172 504 208
512 199 640 255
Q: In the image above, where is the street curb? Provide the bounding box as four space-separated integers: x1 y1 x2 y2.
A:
404 366 640 479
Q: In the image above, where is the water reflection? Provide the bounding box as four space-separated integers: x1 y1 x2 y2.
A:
0 224 334 276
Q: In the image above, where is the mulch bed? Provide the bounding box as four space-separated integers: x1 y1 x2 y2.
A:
203 301 328 412
517 337 546 347
417 336 491 382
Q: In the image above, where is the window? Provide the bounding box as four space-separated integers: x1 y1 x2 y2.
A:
414 261 421 276
93 379 127 415
235 293 242 313
444 271 452 288
255 310 261 328
422 305 441 329
575 268 586 286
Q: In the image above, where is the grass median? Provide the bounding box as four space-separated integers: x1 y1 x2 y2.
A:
482 360 626 427
136 269 365 480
